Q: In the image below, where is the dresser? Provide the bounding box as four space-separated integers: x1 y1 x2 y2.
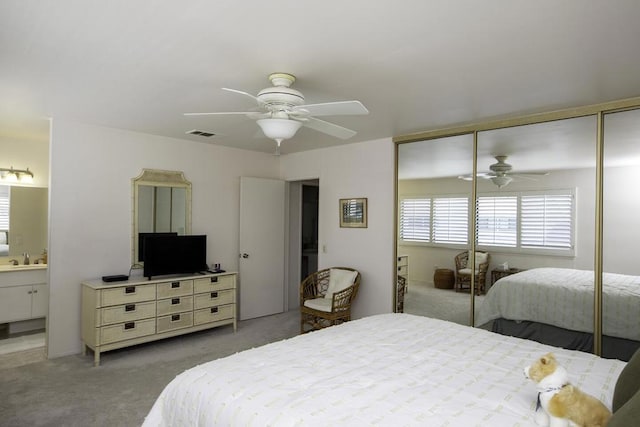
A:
397 255 409 292
81 272 236 366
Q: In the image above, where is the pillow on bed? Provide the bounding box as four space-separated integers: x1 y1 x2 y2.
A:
613 347 640 412
608 388 640 427
325 268 357 299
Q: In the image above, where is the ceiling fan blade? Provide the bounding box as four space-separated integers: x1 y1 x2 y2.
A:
222 87 262 103
184 112 269 121
302 117 357 140
513 171 550 176
293 100 369 117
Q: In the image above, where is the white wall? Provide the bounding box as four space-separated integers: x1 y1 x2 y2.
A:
280 138 396 318
48 120 280 357
0 131 50 189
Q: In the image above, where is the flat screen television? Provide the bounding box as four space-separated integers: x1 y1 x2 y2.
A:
142 234 208 279
138 232 177 262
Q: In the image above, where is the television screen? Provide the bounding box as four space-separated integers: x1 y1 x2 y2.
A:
138 232 177 262
142 234 208 279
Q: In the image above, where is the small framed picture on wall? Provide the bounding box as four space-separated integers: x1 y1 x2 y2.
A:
339 198 367 228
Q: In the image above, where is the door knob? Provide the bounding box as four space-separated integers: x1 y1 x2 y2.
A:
241 253 249 258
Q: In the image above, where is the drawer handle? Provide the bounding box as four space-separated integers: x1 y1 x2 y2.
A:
171 298 180 305
125 286 135 294
124 322 135 330
171 281 180 288
398 267 401 271
210 307 218 314
210 277 218 283
210 292 218 299
125 304 136 312
171 314 180 321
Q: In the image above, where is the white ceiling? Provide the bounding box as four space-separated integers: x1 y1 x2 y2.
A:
2 1 640 156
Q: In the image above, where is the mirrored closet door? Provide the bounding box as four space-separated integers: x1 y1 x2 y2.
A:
397 133 474 326
473 116 598 347
602 108 640 360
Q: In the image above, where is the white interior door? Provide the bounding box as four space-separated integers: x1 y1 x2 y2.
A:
239 177 285 320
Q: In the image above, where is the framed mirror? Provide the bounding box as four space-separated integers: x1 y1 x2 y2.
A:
132 169 192 264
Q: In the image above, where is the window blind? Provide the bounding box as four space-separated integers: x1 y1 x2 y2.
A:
477 195 517 247
0 185 9 231
433 197 468 244
521 193 573 249
400 198 430 241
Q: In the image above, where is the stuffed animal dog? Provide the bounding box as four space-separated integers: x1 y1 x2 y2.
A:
524 353 611 427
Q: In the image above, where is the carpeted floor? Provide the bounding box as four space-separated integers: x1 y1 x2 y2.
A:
0 290 486 427
403 282 486 327
0 310 300 427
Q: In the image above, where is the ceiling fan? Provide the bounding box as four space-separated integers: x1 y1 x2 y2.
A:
458 155 549 188
184 73 369 154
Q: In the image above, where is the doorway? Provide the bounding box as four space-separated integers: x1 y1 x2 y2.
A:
286 179 319 310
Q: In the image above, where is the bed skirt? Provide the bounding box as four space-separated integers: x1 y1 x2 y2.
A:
492 318 640 361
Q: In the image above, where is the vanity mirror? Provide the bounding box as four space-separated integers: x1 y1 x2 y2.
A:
0 185 48 259
132 169 192 264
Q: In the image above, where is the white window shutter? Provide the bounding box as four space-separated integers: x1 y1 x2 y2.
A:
400 198 431 242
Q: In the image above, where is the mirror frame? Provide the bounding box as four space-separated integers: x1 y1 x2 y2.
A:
132 169 192 264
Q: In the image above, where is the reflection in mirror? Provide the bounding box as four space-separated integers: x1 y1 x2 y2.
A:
132 169 191 264
0 185 48 259
473 116 598 354
397 134 473 326
602 108 640 360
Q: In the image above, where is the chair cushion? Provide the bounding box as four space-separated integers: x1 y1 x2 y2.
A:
613 347 640 412
458 268 480 275
304 297 332 312
468 251 488 269
609 389 640 427
325 268 357 299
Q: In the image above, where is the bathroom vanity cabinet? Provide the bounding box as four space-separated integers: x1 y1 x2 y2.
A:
0 266 48 324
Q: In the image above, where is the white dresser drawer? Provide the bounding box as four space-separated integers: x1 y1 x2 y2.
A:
157 312 193 333
194 304 234 325
100 318 156 345
157 279 193 299
194 288 234 309
100 284 156 307
157 295 193 316
99 301 156 326
194 275 234 293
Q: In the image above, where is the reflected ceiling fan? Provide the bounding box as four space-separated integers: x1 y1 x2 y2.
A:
458 156 549 188
184 72 369 154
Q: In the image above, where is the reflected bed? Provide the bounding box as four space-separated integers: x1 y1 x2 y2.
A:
142 313 625 426
476 267 640 361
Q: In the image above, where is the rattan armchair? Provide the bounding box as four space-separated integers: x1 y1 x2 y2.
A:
300 267 361 334
396 275 407 313
454 251 490 295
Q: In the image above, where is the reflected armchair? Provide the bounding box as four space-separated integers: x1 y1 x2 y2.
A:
300 267 361 334
455 251 490 295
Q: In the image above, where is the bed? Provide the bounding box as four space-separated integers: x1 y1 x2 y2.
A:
142 313 630 426
475 267 640 361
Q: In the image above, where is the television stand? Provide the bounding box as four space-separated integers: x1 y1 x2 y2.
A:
81 271 237 366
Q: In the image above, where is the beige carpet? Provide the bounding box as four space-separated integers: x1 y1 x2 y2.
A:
403 282 486 327
0 310 300 427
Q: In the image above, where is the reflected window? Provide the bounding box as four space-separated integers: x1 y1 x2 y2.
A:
399 198 431 241
521 192 573 250
399 195 469 245
477 195 517 247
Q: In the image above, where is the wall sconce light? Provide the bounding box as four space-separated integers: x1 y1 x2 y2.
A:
0 167 34 184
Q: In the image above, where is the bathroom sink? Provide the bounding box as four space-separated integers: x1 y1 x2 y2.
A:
0 264 47 272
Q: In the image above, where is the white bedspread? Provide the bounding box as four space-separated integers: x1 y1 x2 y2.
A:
142 313 624 427
475 267 640 341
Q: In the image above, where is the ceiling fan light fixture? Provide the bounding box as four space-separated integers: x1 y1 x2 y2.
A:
256 118 302 141
491 175 513 188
